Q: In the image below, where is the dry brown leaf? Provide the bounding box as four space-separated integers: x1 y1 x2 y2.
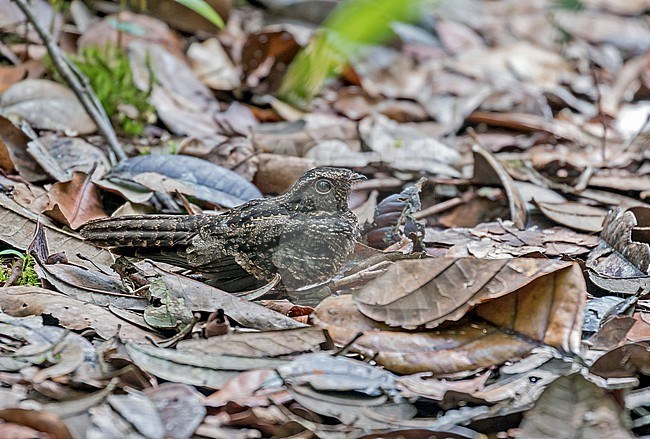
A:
471 141 527 228
0 115 47 182
42 171 106 230
0 79 96 134
590 342 650 378
518 374 633 439
0 409 73 439
313 295 544 375
534 200 607 233
354 258 584 337
0 286 162 342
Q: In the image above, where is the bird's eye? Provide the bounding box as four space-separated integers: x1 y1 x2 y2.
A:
315 179 332 194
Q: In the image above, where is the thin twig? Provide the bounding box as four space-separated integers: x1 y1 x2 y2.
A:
12 0 127 164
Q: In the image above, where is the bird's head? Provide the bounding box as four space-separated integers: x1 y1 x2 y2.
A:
282 167 365 213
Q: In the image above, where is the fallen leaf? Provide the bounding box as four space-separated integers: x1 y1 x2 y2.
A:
0 79 96 135
471 141 527 229
0 286 162 342
0 115 47 182
519 374 633 439
534 200 607 232
42 171 106 229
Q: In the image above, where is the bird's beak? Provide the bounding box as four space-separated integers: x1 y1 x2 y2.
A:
349 172 367 182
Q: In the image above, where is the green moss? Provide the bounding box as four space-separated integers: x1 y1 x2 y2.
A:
0 252 40 286
46 45 156 136
74 45 156 136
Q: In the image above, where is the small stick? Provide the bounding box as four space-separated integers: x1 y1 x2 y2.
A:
12 0 127 164
329 261 392 291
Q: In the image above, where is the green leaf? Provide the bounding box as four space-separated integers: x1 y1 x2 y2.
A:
278 0 426 106
173 0 225 29
0 249 26 259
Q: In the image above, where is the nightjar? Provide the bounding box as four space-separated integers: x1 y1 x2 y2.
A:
80 167 364 292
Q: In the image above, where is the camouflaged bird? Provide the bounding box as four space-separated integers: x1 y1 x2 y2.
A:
80 167 364 292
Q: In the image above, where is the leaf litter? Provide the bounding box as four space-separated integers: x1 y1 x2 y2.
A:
0 0 649 437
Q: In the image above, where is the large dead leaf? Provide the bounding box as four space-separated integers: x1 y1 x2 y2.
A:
314 295 536 375
354 258 584 336
313 258 585 374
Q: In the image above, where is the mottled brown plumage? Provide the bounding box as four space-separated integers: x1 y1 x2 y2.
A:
80 167 363 292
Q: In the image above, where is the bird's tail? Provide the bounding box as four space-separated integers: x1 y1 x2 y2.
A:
79 215 203 248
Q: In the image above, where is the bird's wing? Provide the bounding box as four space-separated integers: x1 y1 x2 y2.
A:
271 215 357 288
185 202 290 283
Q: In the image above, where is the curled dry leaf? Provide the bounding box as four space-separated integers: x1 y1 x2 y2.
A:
42 171 106 230
587 206 650 293
364 179 425 250
353 258 584 335
0 115 47 182
471 141 527 229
